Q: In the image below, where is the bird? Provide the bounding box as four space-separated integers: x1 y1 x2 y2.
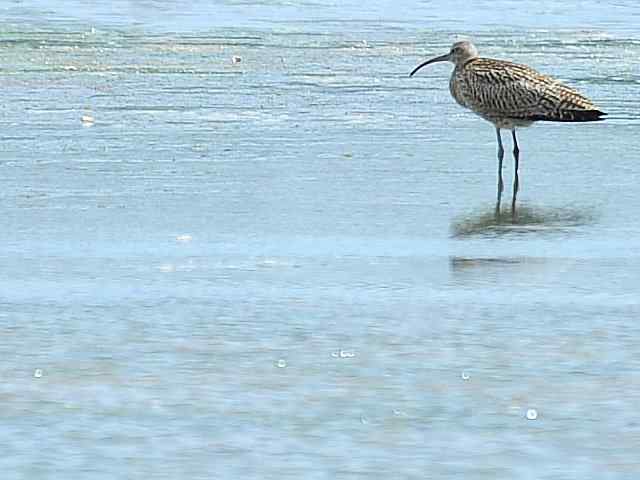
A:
409 40 606 218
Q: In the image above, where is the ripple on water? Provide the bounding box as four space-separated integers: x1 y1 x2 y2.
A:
1 3 640 479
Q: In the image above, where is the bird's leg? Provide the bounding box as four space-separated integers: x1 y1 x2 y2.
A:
511 129 520 219
495 128 504 220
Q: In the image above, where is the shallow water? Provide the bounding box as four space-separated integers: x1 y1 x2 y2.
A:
2 1 640 478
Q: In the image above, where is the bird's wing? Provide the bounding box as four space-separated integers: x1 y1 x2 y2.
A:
462 58 602 121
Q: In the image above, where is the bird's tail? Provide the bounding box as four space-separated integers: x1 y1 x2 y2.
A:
526 109 607 122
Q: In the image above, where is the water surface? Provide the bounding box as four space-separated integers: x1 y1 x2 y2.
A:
1 1 640 478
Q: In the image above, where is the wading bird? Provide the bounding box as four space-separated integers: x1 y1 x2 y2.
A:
410 41 606 217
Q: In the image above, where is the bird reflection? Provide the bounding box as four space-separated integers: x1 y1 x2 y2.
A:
450 204 595 238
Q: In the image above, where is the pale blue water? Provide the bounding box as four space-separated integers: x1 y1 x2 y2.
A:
2 1 640 478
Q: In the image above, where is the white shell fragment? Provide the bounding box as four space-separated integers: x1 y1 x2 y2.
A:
81 114 95 126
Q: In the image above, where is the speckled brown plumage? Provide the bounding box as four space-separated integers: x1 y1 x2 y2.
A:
450 57 605 126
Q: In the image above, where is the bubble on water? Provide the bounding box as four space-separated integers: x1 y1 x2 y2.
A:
332 349 355 359
33 369 43 378
526 408 538 420
461 371 470 380
176 234 193 243
276 359 287 368
259 259 279 267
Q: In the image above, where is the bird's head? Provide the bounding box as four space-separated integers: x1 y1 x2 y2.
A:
410 41 479 76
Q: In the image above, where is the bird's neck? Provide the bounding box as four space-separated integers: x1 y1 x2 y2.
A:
455 56 478 70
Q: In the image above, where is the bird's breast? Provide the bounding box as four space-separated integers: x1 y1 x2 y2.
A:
449 69 472 109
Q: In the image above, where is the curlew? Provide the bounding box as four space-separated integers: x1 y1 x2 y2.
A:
410 40 606 217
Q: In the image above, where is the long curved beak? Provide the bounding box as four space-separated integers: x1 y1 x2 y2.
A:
409 53 450 77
